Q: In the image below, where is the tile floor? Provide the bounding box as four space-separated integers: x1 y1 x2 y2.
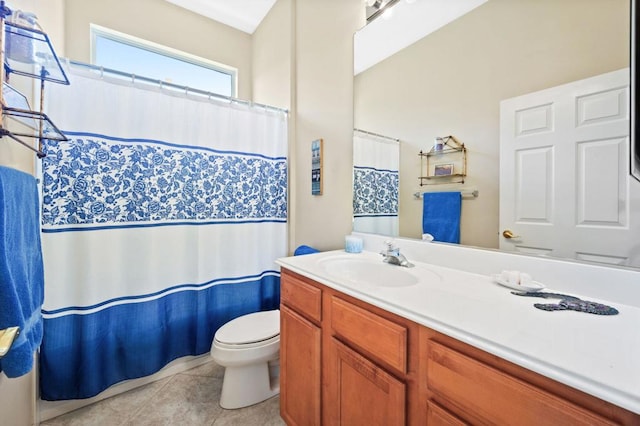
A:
40 361 285 426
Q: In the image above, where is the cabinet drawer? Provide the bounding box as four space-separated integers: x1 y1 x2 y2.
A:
331 296 407 373
427 341 615 425
281 271 322 323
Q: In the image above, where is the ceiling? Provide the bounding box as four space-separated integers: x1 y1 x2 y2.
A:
354 0 488 75
164 0 277 34
164 0 487 75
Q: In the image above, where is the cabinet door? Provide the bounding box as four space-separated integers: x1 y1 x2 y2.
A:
327 338 405 426
280 305 321 426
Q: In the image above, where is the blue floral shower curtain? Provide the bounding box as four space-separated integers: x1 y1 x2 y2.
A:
38 66 288 400
353 130 399 236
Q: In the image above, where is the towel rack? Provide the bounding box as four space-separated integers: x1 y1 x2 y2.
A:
414 189 478 199
0 326 19 358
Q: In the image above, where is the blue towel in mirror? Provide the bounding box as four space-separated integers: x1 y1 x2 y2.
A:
422 192 462 244
0 166 44 377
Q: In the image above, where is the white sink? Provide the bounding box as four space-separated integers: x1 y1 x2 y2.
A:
319 255 440 288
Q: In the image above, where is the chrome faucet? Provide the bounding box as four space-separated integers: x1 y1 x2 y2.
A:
380 241 414 268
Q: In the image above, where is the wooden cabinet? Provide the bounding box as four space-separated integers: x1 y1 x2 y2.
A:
281 271 322 323
330 295 407 374
420 329 640 425
326 338 406 425
426 400 467 426
425 339 615 425
280 274 322 426
325 295 412 425
280 269 417 425
279 268 640 425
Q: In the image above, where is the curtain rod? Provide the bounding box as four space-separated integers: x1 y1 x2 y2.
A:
65 59 289 115
354 128 400 142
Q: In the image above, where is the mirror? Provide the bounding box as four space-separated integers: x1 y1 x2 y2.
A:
634 0 640 182
354 0 640 268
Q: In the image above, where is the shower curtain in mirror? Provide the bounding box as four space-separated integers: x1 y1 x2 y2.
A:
38 66 288 400
353 130 399 236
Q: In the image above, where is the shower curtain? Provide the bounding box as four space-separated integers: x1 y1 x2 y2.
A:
38 66 288 400
353 131 399 236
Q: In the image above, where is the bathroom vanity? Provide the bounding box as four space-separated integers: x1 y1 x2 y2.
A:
276 243 640 425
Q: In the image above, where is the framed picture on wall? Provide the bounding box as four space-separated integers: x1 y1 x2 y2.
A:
312 139 323 195
434 163 454 176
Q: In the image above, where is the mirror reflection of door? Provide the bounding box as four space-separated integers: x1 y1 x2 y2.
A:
500 69 640 267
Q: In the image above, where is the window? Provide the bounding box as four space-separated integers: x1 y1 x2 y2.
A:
90 25 237 98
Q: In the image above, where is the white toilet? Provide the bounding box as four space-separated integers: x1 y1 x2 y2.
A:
210 309 280 409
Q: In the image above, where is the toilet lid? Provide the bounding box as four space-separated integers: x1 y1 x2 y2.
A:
215 310 280 345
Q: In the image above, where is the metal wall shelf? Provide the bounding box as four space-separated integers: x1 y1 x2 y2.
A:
418 135 467 185
3 82 66 140
4 21 70 85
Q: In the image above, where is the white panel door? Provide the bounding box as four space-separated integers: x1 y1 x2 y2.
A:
500 69 640 267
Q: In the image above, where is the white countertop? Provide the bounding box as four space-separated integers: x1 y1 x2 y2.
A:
276 249 640 415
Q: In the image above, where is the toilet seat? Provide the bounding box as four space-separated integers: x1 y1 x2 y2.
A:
214 310 280 346
214 334 279 350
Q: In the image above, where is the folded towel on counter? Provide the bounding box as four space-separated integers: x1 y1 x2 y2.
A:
294 245 320 256
422 192 462 244
0 166 44 377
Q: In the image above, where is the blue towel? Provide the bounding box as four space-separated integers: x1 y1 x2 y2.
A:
294 245 320 256
422 192 462 244
0 166 44 377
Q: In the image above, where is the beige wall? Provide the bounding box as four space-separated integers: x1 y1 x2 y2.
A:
252 0 292 111
354 0 629 248
292 0 363 252
253 0 365 252
0 370 36 426
252 0 364 253
63 0 253 100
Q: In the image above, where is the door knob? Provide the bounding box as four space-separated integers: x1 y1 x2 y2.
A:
502 230 520 239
